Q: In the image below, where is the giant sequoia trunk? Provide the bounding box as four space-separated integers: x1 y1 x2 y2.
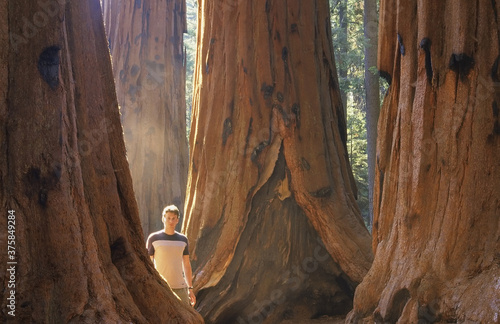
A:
0 1 202 323
184 1 373 323
101 0 189 236
348 0 500 322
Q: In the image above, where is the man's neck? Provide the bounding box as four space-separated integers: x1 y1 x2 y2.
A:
164 228 176 235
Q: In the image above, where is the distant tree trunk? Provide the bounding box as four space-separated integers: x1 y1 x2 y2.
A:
338 0 349 114
101 0 189 236
363 0 379 228
184 1 373 323
0 1 202 323
348 1 500 322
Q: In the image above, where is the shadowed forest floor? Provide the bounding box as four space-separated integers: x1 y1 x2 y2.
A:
280 315 346 324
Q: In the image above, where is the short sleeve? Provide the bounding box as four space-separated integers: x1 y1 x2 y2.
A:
146 235 155 256
183 237 189 255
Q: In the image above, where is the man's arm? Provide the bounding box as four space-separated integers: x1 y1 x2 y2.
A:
146 235 155 263
182 255 196 306
182 255 193 287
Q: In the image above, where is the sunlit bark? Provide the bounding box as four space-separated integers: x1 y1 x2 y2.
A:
0 1 202 322
184 1 373 322
348 0 500 322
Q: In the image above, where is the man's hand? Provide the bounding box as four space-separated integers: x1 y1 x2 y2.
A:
188 288 196 306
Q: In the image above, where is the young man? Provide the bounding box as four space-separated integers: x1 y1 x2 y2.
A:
146 205 196 306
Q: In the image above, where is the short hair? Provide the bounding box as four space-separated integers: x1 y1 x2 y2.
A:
162 205 180 218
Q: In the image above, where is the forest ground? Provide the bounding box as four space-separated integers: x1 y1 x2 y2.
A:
280 315 346 324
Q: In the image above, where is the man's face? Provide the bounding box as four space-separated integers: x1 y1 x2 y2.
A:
163 211 179 228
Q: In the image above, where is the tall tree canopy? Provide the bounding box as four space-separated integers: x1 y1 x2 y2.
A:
102 0 189 235
348 0 500 322
0 1 201 322
184 0 373 322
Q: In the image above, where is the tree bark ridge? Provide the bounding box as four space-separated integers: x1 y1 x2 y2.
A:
185 1 373 322
349 0 500 322
0 1 202 323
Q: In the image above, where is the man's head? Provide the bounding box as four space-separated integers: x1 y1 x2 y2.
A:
162 205 180 232
162 205 180 218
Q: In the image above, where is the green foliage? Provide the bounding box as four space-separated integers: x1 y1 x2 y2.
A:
330 0 371 226
346 104 369 224
331 0 366 105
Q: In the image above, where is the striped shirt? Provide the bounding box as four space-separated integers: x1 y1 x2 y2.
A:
146 231 189 289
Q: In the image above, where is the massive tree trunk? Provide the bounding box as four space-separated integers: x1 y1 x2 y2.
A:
0 1 202 323
348 0 500 322
101 0 189 236
184 1 373 323
363 0 380 227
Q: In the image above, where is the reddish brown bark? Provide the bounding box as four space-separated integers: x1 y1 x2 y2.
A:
184 1 373 323
348 0 500 322
0 1 202 323
102 0 189 236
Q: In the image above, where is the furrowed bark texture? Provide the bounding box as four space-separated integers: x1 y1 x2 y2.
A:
0 1 202 323
102 0 189 236
348 0 500 322
184 1 373 323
